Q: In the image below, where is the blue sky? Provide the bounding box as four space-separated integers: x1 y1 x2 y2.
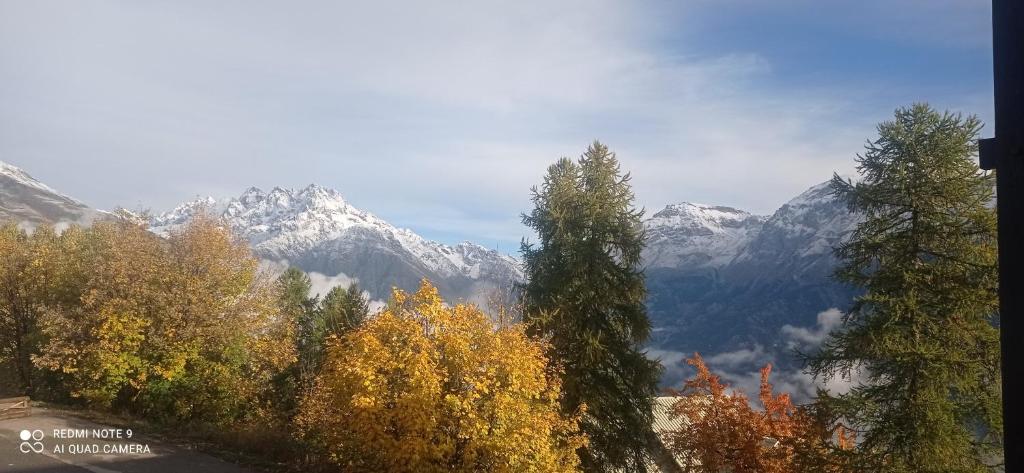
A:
0 0 993 252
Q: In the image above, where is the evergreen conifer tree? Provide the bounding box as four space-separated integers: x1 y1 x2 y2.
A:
521 141 662 472
320 283 369 337
808 104 1001 472
278 267 319 361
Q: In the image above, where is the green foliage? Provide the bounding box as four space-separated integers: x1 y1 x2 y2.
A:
520 141 662 472
138 349 251 424
808 104 1001 472
278 267 317 339
277 267 319 373
320 283 369 337
279 267 316 314
273 268 371 418
276 268 369 376
308 283 369 372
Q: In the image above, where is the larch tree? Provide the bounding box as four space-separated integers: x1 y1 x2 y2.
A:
319 282 369 338
277 267 319 375
807 104 1002 472
300 282 369 380
520 141 662 472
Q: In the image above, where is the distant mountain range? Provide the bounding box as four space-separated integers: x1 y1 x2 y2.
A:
0 160 860 374
150 185 523 305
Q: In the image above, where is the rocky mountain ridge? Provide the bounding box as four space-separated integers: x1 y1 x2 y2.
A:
151 184 523 304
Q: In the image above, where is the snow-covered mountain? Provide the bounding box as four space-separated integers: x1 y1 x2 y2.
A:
152 184 523 304
0 161 107 228
643 180 861 370
643 203 766 270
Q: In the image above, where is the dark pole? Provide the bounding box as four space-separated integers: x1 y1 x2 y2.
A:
979 0 1024 470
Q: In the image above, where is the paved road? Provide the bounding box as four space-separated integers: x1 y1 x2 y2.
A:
0 407 254 473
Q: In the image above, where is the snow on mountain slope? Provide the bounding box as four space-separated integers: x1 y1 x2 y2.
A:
0 161 107 227
153 184 522 302
1 161 68 196
643 203 766 269
643 179 859 274
732 178 862 274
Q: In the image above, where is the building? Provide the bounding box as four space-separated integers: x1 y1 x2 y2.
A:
646 396 688 473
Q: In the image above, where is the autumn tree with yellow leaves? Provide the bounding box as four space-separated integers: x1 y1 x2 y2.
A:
297 280 585 473
0 223 74 396
26 215 295 424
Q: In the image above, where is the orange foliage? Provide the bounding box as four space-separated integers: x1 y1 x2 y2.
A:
666 354 851 473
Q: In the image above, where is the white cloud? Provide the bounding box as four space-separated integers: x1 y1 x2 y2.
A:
306 271 356 299
781 307 844 349
0 1 988 248
647 348 692 391
705 345 771 368
259 259 385 310
0 0 874 246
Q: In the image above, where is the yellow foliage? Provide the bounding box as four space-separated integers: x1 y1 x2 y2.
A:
297 279 585 473
31 215 296 421
0 223 67 392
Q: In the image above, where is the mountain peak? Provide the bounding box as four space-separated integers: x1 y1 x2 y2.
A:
649 202 764 233
0 160 107 227
778 178 846 213
1 161 73 200
653 201 755 218
734 178 861 263
301 183 331 193
643 201 766 269
150 196 220 229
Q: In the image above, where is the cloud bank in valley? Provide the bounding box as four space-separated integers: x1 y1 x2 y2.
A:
260 259 386 312
652 307 863 403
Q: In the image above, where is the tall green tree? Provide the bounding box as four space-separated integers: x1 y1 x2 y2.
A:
304 283 369 372
808 104 1001 472
277 270 369 382
320 283 369 338
277 267 319 367
521 141 662 472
